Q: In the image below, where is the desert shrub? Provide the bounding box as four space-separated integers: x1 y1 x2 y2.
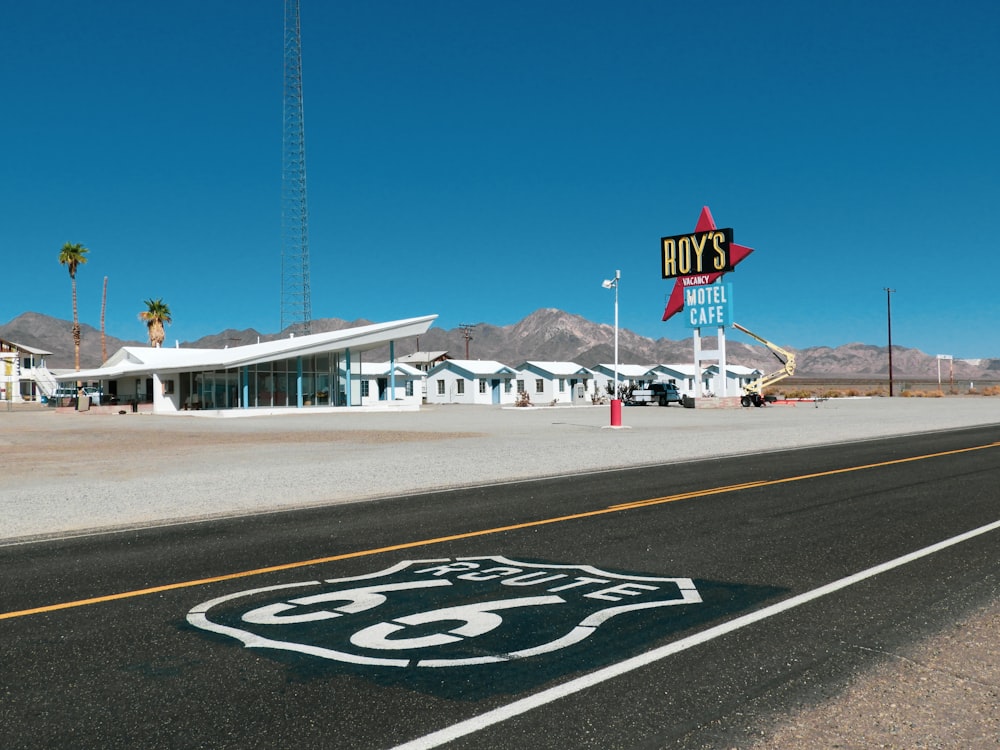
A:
967 387 980 395
900 390 915 397
983 386 1000 396
926 390 944 398
784 389 813 399
845 389 861 397
515 391 532 407
820 390 843 399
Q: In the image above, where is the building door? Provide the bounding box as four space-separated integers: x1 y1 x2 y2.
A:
491 379 501 404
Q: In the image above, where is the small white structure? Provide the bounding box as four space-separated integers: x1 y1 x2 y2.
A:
0 337 56 403
396 351 449 401
589 363 654 397
396 351 449 373
346 362 424 406
647 363 700 399
425 360 518 405
702 364 762 397
513 361 593 405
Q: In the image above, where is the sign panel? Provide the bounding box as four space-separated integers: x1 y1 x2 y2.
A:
661 228 734 279
187 556 701 669
684 283 733 328
661 206 754 322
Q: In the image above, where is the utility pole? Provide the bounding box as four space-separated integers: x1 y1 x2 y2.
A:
884 287 895 396
458 324 475 359
280 0 312 336
100 276 108 363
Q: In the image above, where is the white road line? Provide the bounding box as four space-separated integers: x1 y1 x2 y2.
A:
391 518 1000 750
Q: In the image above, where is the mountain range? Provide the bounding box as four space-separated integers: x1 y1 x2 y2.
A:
2 310 998 381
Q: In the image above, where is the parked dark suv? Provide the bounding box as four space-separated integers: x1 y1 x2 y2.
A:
649 382 681 406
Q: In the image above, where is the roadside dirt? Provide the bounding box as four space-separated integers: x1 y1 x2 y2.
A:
748 597 999 749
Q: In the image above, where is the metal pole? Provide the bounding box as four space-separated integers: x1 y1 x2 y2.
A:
602 271 622 426
884 287 895 396
613 270 619 396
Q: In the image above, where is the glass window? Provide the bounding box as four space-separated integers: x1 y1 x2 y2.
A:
516 379 524 393
437 379 446 395
457 380 465 395
535 379 544 394
479 380 487 393
361 381 370 397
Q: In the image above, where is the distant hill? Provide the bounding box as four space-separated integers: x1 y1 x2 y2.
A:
0 312 144 370
3 309 998 380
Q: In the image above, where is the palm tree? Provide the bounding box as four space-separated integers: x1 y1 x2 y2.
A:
139 298 172 348
58 242 89 371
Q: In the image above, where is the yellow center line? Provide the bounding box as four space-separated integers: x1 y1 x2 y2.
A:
3 441 998 621
611 442 1000 510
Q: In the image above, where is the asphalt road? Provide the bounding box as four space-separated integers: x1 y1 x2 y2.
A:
2 425 998 749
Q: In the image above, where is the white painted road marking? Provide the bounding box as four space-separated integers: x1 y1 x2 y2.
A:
390 519 1000 750
187 556 701 668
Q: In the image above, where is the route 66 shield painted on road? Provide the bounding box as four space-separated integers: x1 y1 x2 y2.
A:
187 556 701 668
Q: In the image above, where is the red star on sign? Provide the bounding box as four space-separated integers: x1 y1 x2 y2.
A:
661 206 754 321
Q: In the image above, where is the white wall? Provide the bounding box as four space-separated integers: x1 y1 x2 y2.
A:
514 370 584 405
426 368 515 405
356 375 422 406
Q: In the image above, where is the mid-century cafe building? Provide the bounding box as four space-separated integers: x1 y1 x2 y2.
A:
58 315 436 415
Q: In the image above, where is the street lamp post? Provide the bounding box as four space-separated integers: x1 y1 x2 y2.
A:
884 287 896 396
936 354 953 393
602 270 621 426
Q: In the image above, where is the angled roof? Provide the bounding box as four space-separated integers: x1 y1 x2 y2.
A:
59 315 437 381
397 351 449 364
650 363 699 377
591 363 655 378
349 361 423 377
426 359 517 378
514 361 591 377
0 338 52 356
704 364 762 376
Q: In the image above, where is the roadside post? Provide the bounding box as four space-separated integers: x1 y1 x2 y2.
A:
601 270 622 427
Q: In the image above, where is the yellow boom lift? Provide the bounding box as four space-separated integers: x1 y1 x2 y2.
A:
732 322 796 407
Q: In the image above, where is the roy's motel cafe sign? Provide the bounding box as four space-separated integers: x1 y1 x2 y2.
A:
660 206 753 325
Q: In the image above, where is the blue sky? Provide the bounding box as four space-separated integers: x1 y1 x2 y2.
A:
3 1 999 357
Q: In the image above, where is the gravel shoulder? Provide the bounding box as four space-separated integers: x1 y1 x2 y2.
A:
4 397 998 542
2 397 998 747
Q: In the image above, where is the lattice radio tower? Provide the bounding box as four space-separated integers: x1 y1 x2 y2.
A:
280 0 312 335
